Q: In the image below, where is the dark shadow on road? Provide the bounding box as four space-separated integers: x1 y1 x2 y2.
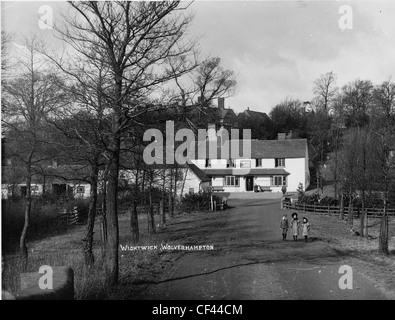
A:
129 245 354 287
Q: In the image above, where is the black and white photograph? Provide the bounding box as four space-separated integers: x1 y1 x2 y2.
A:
1 0 395 306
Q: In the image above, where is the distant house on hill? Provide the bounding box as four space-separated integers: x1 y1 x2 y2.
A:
238 107 270 123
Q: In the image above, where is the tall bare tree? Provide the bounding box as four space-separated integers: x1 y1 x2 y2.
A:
313 71 338 112
2 36 66 269
52 1 197 285
341 79 374 128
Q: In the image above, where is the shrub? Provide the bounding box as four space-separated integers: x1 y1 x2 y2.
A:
180 191 212 213
1 198 89 254
298 193 320 205
320 196 339 206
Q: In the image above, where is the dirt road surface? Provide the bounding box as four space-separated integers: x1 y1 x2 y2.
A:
135 199 394 300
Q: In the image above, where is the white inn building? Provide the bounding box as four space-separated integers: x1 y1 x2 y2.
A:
181 132 310 195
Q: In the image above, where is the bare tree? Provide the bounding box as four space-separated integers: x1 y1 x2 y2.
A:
370 130 393 255
51 1 197 286
313 71 338 112
373 77 395 126
1 31 12 79
2 36 66 269
341 79 374 128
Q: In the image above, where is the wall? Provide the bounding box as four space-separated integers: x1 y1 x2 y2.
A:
284 158 306 191
178 168 202 196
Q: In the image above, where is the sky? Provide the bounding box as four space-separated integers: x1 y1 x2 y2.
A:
2 0 395 114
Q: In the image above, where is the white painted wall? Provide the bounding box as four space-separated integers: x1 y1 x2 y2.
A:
212 176 224 187
284 158 306 191
178 169 202 197
72 184 91 199
255 176 271 186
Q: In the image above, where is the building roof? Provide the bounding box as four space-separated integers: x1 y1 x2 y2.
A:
239 109 269 122
193 139 308 159
203 168 290 176
187 163 211 182
250 139 307 159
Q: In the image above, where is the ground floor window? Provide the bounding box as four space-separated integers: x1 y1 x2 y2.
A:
76 186 85 194
271 175 286 186
225 176 240 187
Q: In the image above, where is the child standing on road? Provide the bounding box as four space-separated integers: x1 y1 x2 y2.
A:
280 214 289 241
291 212 300 241
302 217 310 242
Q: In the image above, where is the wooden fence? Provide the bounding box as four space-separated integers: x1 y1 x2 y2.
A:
282 201 395 218
59 207 84 225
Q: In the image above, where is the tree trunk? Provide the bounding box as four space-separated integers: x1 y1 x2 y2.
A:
105 148 120 287
160 200 165 228
148 189 155 234
334 132 338 200
20 163 32 271
364 208 368 239
130 201 139 243
130 170 140 241
340 193 344 220
379 199 389 255
169 192 173 218
84 163 98 267
360 195 365 238
347 194 353 227
101 172 108 245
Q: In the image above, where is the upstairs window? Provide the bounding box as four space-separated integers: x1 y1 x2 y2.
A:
227 159 236 168
275 158 285 167
256 159 262 167
205 159 212 167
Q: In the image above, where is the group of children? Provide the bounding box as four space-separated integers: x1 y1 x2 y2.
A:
280 212 310 242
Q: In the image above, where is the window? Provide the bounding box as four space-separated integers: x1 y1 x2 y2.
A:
227 159 235 168
240 160 251 168
275 158 285 167
225 176 239 186
31 186 39 195
271 176 286 186
256 159 262 167
205 159 212 167
76 186 85 194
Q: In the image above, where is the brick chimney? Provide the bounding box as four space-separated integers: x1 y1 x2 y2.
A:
207 123 216 141
218 97 225 110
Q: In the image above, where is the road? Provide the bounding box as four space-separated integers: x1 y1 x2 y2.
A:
138 198 392 300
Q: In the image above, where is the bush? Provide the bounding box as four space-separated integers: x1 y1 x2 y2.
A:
298 193 320 205
320 196 339 206
1 198 89 254
180 191 212 213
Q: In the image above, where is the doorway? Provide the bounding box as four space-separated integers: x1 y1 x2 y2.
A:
246 176 254 191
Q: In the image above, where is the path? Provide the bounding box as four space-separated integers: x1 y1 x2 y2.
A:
135 199 393 300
